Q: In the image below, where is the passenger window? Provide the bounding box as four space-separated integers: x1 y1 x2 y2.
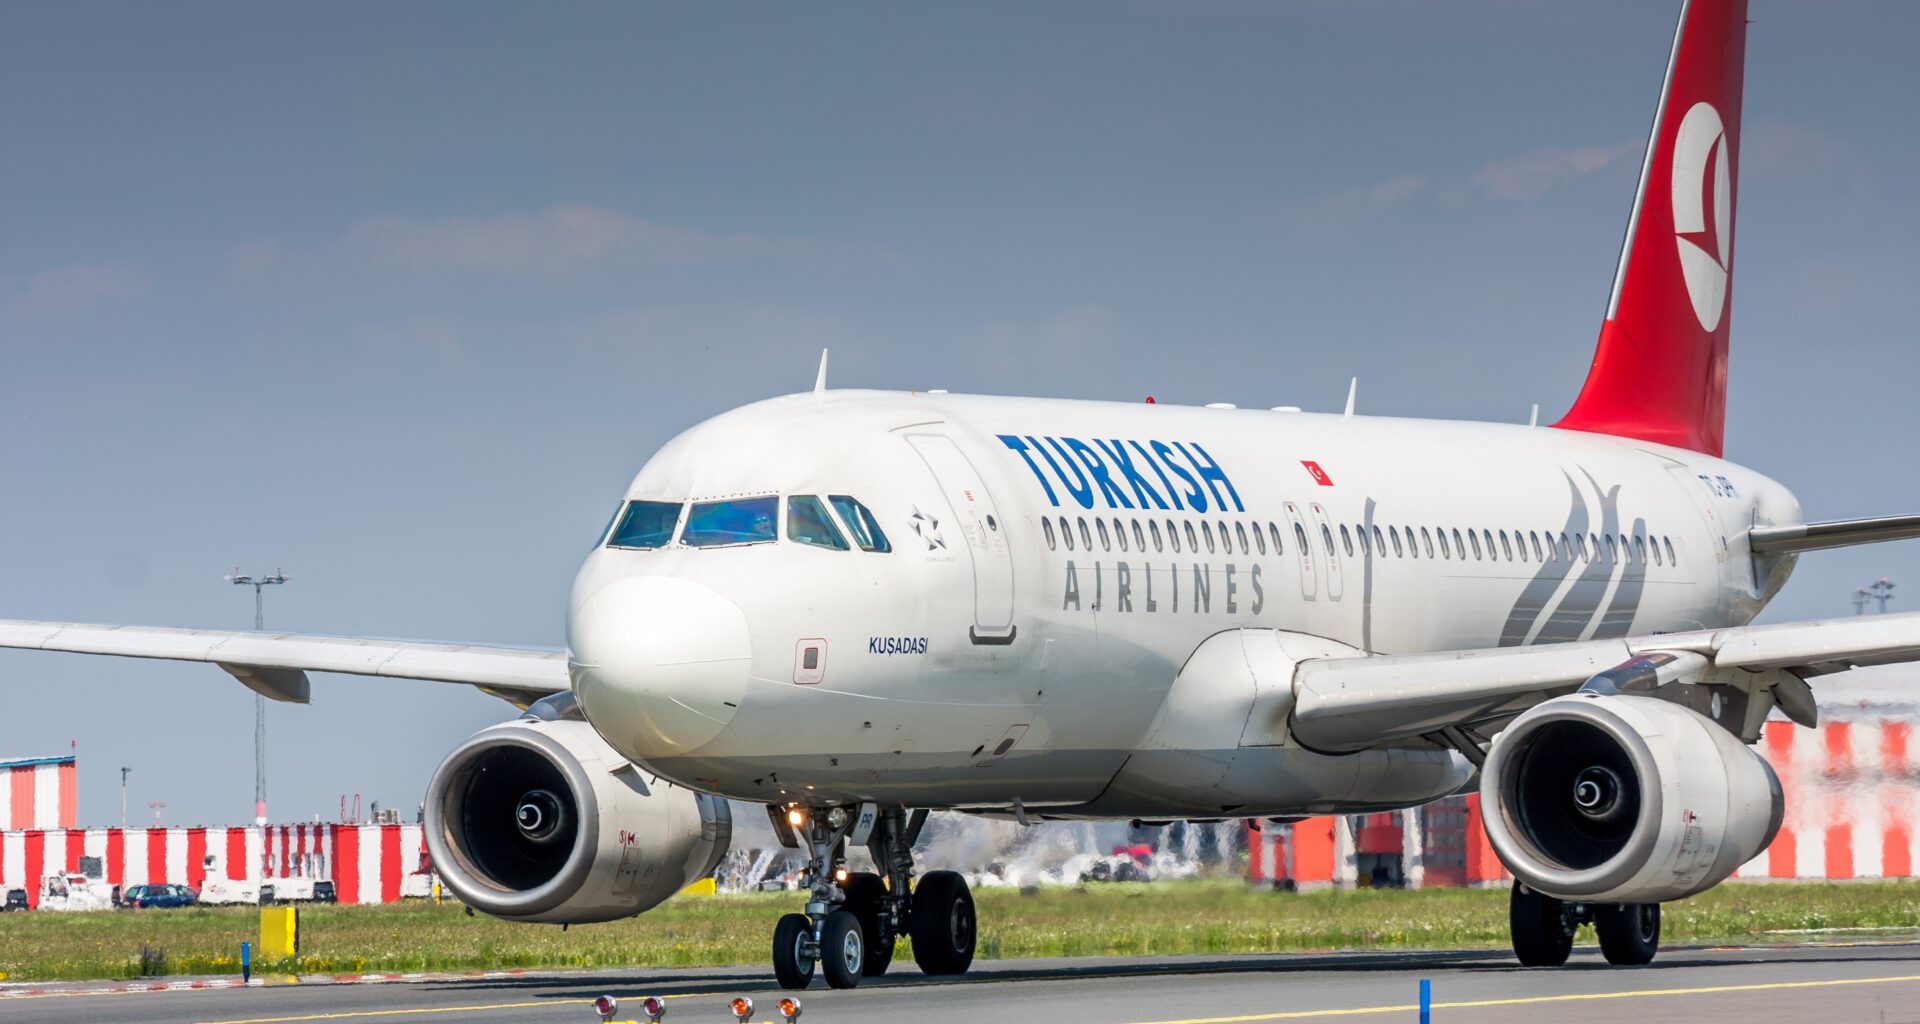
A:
1320 524 1336 558
1647 535 1659 566
1664 536 1677 565
1236 522 1249 554
1097 518 1111 551
1372 524 1386 553
1389 526 1404 557
1482 530 1495 560
608 500 682 550
1185 522 1198 551
1294 522 1311 559
1253 521 1267 555
1499 530 1513 561
1169 520 1182 553
1467 529 1482 560
1110 518 1125 551
1604 534 1617 562
1202 521 1217 554
1453 529 1467 559
787 495 850 550
1079 518 1093 550
683 496 777 547
827 496 892 552
1151 519 1164 552
1061 517 1075 551
1043 518 1057 550
1339 524 1354 557
1436 528 1450 559
1269 523 1284 555
1575 533 1590 561
1132 520 1146 551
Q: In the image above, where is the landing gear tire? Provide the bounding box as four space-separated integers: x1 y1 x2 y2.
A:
910 870 977 976
842 871 896 976
820 910 867 990
1509 885 1574 967
773 912 816 990
1594 902 1660 966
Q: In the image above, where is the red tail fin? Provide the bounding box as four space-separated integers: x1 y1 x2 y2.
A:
1555 0 1747 457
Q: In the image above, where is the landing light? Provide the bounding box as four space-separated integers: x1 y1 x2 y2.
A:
730 995 755 1022
786 807 805 828
778 996 803 1022
833 866 849 883
592 995 618 1022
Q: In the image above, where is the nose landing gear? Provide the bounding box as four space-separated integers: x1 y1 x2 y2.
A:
768 804 975 990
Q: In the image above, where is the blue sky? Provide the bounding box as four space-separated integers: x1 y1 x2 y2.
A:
3 1 1917 826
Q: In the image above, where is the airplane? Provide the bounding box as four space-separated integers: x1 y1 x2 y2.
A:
7 0 1920 992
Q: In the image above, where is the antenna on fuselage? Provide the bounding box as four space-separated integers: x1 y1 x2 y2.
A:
1342 377 1357 418
1529 403 1540 427
813 349 829 394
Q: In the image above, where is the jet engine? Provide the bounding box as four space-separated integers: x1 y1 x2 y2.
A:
1480 691 1782 904
424 707 730 924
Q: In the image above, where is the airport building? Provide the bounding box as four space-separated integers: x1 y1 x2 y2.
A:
1 753 77 831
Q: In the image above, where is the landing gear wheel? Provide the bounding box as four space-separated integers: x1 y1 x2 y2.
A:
773 912 816 990
820 910 866 990
910 870 976 976
1595 902 1660 965
842 871 896 976
1509 885 1574 967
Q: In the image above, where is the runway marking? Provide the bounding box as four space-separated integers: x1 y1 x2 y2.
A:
194 991 720 1024
1126 972 1920 1023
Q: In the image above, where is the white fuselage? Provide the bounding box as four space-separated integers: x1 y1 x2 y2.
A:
565 390 1802 819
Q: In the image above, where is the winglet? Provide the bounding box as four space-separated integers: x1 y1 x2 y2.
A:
813 348 829 394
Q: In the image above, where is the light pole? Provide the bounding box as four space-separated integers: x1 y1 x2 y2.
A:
120 766 131 828
226 568 289 825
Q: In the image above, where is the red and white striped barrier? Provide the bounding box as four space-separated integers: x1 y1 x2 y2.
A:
0 824 428 907
1 755 76 831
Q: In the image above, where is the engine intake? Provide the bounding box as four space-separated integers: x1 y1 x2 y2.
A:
425 714 729 924
1481 692 1782 903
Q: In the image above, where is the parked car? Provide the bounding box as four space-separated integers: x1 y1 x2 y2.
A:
1 888 26 912
311 880 337 904
121 883 198 908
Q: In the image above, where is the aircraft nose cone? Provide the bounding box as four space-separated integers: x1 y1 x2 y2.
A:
568 576 751 757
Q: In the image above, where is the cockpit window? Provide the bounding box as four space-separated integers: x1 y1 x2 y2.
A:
827 495 891 553
683 497 777 547
607 500 682 550
787 495 849 550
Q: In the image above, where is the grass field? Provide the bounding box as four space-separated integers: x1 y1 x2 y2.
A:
2 880 1918 982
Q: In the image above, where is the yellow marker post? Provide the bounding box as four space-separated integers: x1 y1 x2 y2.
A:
679 876 717 897
260 905 299 961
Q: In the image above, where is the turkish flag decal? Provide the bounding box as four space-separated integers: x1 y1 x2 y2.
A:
1301 460 1333 486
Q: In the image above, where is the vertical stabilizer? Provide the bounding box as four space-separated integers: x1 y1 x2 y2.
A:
1555 0 1747 457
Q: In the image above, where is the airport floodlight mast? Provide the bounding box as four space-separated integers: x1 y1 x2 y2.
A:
1853 577 1896 616
226 568 289 825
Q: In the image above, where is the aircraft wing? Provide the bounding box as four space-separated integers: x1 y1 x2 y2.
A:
1749 515 1920 554
0 619 569 709
1289 612 1920 753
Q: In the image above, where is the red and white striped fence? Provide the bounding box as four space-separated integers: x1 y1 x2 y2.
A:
0 824 428 908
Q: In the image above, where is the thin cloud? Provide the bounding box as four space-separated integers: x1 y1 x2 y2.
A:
228 239 285 278
1471 141 1640 203
8 262 150 319
967 304 1116 371
345 205 792 276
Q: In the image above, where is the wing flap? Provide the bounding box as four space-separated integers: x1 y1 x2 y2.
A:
0 619 569 703
1291 612 1920 752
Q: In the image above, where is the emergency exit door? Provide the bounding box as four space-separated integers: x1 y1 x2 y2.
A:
906 434 1017 643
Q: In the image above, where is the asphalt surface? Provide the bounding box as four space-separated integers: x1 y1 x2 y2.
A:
7 941 1920 1024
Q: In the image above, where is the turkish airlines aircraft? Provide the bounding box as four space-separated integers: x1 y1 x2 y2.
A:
6 0 1918 990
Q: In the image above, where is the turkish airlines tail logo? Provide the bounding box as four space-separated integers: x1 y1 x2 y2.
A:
1671 101 1733 331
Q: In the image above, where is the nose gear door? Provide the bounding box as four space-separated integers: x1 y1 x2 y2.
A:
905 433 1017 644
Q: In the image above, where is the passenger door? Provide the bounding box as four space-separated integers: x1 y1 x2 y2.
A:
1310 502 1345 602
1285 501 1318 601
905 434 1017 643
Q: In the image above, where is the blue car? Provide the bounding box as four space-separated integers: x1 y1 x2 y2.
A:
121 883 198 908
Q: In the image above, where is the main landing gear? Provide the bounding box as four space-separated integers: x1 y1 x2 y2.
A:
1509 884 1661 967
769 804 977 990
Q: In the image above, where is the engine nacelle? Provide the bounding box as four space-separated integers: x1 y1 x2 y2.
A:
1480 692 1782 904
424 715 730 924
